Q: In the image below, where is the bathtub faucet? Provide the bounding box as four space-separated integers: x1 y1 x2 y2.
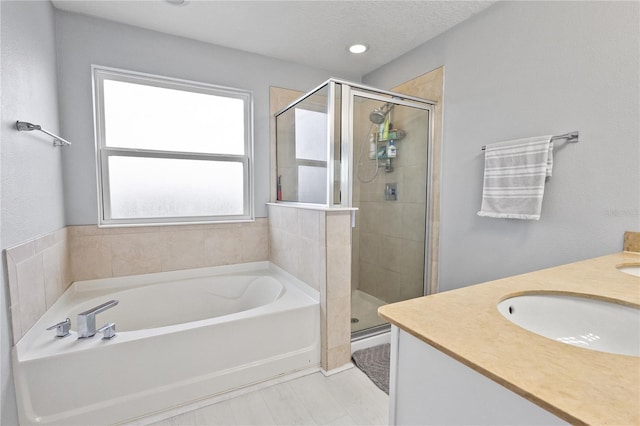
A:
77 300 119 338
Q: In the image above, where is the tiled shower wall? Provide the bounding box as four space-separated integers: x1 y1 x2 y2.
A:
391 67 444 295
5 219 268 344
352 101 428 304
351 67 444 302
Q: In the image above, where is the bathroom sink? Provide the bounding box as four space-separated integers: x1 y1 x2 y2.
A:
497 294 640 356
617 264 640 277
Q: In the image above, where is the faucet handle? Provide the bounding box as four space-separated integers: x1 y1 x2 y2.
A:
97 323 116 340
46 318 71 338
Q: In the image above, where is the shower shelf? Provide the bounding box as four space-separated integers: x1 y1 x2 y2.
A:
371 128 405 163
377 129 406 143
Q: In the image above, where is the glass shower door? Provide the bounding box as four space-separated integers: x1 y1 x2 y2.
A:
350 92 431 337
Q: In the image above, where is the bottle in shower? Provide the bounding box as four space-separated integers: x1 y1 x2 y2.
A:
369 134 376 159
387 140 397 158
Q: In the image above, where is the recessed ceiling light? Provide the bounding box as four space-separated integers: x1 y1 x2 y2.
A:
348 44 368 54
166 0 189 5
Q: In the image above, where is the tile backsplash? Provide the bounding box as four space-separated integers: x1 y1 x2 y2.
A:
623 231 640 253
5 219 268 344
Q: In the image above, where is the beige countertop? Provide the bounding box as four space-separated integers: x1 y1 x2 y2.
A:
379 251 640 425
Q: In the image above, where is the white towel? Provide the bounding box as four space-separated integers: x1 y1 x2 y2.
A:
477 135 553 220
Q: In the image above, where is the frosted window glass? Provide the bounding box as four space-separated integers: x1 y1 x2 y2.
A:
103 80 245 155
108 157 244 219
298 166 327 204
294 108 327 161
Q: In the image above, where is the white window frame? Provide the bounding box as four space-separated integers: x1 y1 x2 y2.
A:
92 65 254 226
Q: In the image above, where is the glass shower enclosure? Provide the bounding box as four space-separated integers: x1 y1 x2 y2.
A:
275 79 435 339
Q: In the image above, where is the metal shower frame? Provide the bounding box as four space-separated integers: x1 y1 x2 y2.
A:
274 78 437 326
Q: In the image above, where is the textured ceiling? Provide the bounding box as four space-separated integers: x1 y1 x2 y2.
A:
51 0 496 77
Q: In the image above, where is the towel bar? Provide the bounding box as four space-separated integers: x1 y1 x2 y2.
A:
16 121 72 147
481 131 578 150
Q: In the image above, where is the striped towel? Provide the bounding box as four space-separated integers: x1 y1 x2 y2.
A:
477 135 553 220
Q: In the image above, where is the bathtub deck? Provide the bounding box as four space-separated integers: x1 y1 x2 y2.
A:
147 367 388 426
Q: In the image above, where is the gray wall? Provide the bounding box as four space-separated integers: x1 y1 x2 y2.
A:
364 1 640 291
55 10 345 224
1 1 65 423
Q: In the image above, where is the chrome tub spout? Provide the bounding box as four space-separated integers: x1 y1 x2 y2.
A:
77 300 119 338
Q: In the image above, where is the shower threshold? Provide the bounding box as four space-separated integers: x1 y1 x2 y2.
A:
352 323 391 342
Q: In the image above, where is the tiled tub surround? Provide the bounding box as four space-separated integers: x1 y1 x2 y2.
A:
5 228 71 345
268 204 353 372
6 212 353 371
69 220 268 280
5 219 268 344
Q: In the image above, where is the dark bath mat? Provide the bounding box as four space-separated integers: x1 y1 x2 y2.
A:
352 343 390 394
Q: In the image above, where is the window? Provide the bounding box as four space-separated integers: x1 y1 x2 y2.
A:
92 66 253 226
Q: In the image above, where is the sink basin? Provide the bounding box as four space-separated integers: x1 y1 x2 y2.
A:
617 263 640 277
497 294 640 356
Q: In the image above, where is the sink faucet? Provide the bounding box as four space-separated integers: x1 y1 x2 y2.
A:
77 300 119 338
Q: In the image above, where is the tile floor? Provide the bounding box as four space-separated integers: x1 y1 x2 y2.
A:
149 367 388 426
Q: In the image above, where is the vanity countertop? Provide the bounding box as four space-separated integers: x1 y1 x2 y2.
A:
378 251 640 425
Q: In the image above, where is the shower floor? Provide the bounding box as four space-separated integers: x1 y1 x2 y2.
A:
351 290 388 333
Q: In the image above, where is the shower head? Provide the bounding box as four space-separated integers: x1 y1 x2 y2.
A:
369 109 386 124
368 103 394 124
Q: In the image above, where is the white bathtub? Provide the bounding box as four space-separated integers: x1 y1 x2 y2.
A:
13 261 320 425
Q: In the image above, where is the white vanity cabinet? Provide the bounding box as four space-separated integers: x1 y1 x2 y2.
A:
388 326 567 426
